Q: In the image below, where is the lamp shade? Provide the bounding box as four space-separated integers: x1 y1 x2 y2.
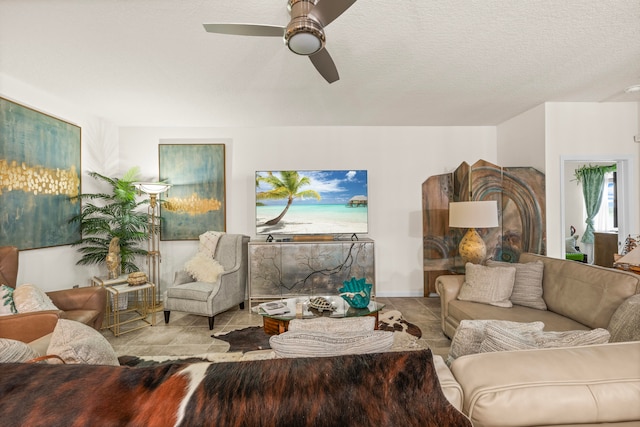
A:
134 182 171 195
449 201 499 229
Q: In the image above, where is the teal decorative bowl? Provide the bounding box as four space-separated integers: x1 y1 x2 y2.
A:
339 277 373 309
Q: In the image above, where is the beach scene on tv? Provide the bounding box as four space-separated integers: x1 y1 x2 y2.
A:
255 170 368 236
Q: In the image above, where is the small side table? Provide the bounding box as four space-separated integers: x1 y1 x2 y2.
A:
92 276 156 336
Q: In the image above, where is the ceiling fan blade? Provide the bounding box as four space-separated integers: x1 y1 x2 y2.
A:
203 23 285 37
309 0 358 27
309 48 339 83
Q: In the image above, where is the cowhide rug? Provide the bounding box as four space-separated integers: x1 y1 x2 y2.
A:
120 310 427 367
213 309 422 352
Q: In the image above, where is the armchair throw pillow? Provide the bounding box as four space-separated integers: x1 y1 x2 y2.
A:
486 259 547 310
457 263 516 308
184 252 225 283
13 284 59 313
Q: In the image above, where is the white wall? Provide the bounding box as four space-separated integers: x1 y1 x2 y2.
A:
1 73 120 290
118 126 497 297
546 102 640 258
496 104 546 171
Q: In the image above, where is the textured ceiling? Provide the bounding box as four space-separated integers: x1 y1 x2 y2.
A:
1 0 639 127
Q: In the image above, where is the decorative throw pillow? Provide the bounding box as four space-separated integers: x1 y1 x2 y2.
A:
447 319 544 364
0 284 17 316
269 330 394 358
288 316 376 333
0 338 39 363
199 231 225 259
13 284 59 313
479 325 610 353
608 294 640 342
486 260 547 310
457 263 516 308
184 251 225 283
47 319 119 365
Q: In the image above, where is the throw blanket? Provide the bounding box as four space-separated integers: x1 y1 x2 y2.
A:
0 350 470 427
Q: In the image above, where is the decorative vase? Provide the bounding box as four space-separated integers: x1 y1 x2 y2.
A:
339 277 373 309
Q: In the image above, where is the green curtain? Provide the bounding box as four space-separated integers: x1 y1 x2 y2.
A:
574 164 616 244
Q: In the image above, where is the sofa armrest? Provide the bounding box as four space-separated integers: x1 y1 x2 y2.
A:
435 275 465 332
47 286 106 313
0 311 60 342
451 342 640 427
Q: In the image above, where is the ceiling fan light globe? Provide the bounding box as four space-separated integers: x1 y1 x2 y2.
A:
284 17 325 55
288 32 322 55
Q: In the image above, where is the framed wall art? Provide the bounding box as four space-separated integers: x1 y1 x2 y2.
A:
159 143 226 240
0 97 81 250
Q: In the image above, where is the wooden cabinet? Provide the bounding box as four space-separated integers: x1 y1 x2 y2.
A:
248 239 375 306
594 232 618 267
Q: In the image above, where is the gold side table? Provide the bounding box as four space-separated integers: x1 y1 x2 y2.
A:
92 277 156 336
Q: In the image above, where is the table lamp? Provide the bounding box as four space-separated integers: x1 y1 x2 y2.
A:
449 200 499 264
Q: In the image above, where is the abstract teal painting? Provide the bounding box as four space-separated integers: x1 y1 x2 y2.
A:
0 97 81 250
159 144 226 240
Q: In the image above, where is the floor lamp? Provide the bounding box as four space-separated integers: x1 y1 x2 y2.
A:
135 182 171 309
449 200 499 265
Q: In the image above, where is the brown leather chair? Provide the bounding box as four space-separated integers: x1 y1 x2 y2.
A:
0 246 107 342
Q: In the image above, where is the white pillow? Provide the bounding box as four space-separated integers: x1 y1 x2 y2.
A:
13 284 59 313
269 330 394 358
0 338 39 363
47 319 119 365
184 251 225 283
486 260 547 310
199 231 225 259
457 263 516 308
0 284 17 316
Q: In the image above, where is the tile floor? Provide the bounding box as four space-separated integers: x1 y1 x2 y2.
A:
101 297 452 358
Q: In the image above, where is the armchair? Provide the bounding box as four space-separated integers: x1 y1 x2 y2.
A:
164 234 250 330
0 246 107 343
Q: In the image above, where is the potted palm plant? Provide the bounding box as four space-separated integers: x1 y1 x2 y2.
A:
69 167 150 275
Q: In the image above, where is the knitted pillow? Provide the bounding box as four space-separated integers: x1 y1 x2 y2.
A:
13 284 59 313
457 263 516 308
486 259 547 310
447 319 544 364
0 338 39 363
607 294 640 342
199 231 225 259
269 330 394 358
479 324 610 353
287 316 376 333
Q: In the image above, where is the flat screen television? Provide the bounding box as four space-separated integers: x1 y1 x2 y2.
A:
255 170 368 237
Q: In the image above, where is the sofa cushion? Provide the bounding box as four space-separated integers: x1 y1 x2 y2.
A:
0 338 39 363
269 330 394 358
457 263 516 308
47 319 119 365
479 324 610 353
519 253 640 329
13 284 59 313
448 319 544 364
451 341 640 426
486 259 546 310
608 294 640 342
0 284 17 316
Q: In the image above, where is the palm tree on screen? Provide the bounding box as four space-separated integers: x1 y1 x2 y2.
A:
257 171 321 226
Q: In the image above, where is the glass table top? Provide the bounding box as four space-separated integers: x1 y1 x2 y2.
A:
253 295 385 321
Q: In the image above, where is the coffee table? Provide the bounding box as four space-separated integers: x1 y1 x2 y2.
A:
254 296 385 335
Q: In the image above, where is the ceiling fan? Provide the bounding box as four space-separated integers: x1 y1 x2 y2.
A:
203 0 357 83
